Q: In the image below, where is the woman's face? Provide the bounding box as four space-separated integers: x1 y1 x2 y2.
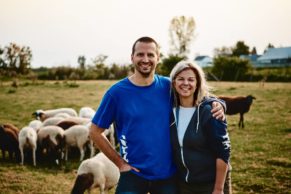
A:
173 69 197 99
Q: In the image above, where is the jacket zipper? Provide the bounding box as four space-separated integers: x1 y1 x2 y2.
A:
180 146 189 182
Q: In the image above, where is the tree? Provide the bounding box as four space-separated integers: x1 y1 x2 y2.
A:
264 43 275 53
0 43 32 74
213 46 232 57
232 41 249 57
251 47 257 55
169 16 196 59
91 54 109 79
78 55 86 70
158 55 184 76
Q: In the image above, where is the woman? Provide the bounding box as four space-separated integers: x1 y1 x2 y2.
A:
169 61 232 194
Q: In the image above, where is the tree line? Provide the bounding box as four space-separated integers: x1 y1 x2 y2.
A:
1 16 289 82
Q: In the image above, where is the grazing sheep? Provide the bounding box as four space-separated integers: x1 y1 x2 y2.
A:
37 126 65 164
0 124 20 161
63 125 94 161
32 108 78 121
79 107 96 119
71 152 120 194
219 95 256 128
18 126 37 166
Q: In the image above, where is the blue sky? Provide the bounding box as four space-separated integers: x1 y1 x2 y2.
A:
1 0 291 67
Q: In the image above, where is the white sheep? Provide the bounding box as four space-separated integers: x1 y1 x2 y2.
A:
103 124 116 148
54 112 72 118
18 126 38 166
28 120 42 132
41 117 65 127
63 125 94 161
71 152 120 194
62 116 91 125
37 126 65 164
32 108 78 121
79 107 96 119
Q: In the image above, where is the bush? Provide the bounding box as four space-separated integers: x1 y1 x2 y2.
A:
211 56 253 81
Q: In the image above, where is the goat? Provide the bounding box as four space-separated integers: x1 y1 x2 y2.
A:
71 152 120 194
219 95 256 128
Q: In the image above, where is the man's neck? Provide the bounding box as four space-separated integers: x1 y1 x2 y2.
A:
128 73 155 86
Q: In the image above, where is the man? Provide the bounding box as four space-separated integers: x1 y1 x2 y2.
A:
90 36 225 194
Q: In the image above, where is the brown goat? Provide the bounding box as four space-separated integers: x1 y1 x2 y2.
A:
218 95 256 128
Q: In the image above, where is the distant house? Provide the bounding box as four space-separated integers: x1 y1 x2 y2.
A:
240 54 261 67
257 47 291 67
194 55 213 67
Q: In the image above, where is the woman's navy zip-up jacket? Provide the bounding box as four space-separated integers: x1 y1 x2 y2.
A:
170 97 231 183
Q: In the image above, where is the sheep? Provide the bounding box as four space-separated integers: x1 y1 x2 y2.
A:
28 120 42 132
0 124 20 161
218 95 256 128
62 117 91 125
63 125 94 161
57 120 79 130
79 107 96 119
18 126 37 166
54 112 72 118
37 126 65 164
71 152 120 194
32 108 78 121
41 117 65 127
86 122 116 148
103 124 116 148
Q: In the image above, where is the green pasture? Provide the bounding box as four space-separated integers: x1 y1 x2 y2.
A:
0 80 290 194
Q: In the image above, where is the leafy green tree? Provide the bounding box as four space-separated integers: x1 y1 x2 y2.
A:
211 56 253 81
158 55 184 76
169 16 196 59
232 41 249 57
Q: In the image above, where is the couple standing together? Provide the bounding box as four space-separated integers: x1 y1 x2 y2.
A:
90 37 231 194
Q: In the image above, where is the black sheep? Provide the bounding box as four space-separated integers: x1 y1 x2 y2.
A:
219 95 256 128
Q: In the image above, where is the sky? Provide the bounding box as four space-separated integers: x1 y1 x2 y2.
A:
1 0 291 68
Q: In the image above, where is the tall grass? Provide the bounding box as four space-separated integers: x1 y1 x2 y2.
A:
0 80 290 194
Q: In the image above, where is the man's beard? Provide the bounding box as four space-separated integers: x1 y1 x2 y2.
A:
135 63 155 78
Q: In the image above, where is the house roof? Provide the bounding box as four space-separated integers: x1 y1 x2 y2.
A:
194 55 208 61
258 47 291 61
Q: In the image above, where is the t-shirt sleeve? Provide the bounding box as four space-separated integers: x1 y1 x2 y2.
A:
92 91 116 129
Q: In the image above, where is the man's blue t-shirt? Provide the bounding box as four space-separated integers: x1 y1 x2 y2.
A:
92 75 176 180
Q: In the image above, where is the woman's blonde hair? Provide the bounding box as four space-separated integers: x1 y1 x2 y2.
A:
170 60 211 107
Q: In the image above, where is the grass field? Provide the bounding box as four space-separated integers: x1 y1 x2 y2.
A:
0 80 290 194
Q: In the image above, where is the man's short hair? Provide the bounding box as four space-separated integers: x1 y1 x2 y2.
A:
131 36 160 56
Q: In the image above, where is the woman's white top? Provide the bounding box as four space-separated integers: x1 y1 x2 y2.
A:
174 106 196 146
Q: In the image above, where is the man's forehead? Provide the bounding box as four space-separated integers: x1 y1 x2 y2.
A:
134 42 158 53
